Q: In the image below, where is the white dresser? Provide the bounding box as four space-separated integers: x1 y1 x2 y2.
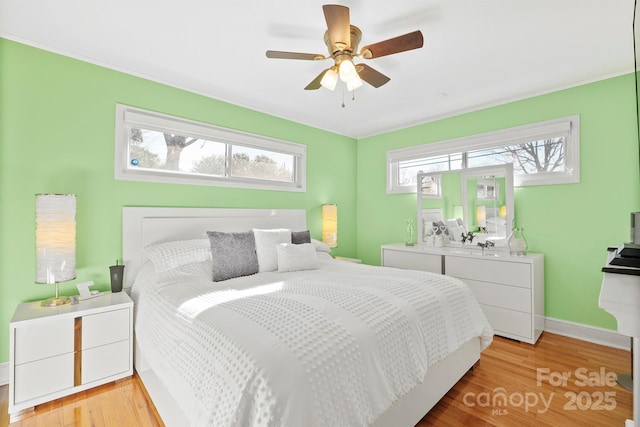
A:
8 291 133 420
381 243 544 344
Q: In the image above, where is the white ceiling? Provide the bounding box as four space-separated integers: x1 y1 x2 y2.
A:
0 0 635 139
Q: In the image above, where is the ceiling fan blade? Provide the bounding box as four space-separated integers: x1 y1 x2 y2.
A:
266 50 326 60
356 64 390 88
323 4 351 52
304 68 331 90
360 30 424 59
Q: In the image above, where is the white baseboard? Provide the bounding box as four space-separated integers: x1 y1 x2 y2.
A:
0 362 8 386
544 317 631 350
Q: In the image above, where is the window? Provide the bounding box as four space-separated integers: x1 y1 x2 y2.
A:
387 116 579 193
397 153 463 190
115 105 306 191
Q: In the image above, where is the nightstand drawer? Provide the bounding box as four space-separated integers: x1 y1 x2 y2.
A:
82 340 131 384
14 353 74 403
82 308 130 350
463 279 531 313
14 317 74 364
446 256 531 288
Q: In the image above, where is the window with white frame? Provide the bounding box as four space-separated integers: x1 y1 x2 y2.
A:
387 115 579 194
115 104 306 191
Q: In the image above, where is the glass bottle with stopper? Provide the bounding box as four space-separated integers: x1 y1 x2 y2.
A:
508 222 527 256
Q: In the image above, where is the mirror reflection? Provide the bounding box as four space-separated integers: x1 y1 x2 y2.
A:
466 176 506 236
417 164 514 248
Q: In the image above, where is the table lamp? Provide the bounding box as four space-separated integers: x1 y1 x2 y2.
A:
35 194 76 307
322 204 338 248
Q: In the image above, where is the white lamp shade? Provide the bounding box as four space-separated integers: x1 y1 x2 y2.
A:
346 76 363 91
476 205 487 228
35 194 76 284
322 204 338 248
320 68 338 91
338 59 358 83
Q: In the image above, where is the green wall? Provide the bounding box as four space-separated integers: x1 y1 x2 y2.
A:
357 74 640 330
0 39 357 362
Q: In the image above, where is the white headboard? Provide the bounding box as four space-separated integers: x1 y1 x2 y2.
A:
122 207 307 288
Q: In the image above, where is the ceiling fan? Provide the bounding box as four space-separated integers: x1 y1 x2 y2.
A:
265 4 424 91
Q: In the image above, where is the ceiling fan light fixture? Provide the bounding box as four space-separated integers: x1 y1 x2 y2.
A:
320 68 339 91
338 58 358 83
346 75 363 91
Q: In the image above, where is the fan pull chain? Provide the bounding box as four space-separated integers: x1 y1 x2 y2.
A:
339 85 357 108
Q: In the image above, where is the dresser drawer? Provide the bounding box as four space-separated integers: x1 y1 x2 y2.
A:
82 308 130 350
382 249 442 273
445 256 531 288
14 353 74 403
14 317 74 364
481 304 532 339
463 279 531 313
82 340 131 384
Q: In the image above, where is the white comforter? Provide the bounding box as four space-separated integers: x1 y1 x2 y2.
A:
131 254 493 427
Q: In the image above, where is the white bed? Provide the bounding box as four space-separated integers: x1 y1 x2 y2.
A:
123 207 493 427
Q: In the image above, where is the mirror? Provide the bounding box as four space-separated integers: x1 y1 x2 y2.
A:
417 164 514 248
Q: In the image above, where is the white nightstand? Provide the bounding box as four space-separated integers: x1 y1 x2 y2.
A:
8 291 133 421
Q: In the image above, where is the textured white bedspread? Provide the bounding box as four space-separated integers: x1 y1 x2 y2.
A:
131 255 493 427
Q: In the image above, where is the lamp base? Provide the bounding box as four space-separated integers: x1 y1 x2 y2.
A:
41 296 71 307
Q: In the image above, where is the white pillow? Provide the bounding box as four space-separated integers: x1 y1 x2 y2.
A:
446 219 466 242
310 238 332 253
253 228 292 272
144 239 212 272
276 243 318 273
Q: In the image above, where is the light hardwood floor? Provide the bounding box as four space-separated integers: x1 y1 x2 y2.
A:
0 332 632 426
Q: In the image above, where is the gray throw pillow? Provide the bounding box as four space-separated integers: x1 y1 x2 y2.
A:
433 220 450 236
207 231 259 281
291 230 311 245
